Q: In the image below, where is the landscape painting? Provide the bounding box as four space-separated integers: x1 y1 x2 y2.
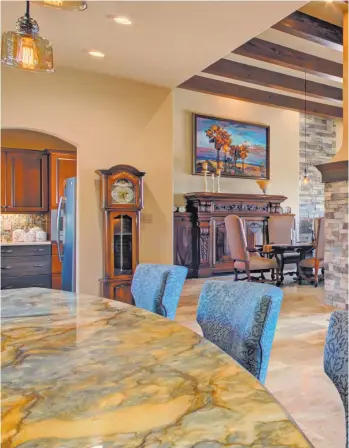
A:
193 114 270 179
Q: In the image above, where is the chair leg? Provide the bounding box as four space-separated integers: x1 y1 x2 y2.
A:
271 269 275 281
275 265 281 286
314 259 320 287
234 269 239 281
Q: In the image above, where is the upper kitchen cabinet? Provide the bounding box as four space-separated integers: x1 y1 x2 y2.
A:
48 150 77 209
2 149 48 212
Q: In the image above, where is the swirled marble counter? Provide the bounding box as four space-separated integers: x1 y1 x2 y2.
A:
1 288 313 448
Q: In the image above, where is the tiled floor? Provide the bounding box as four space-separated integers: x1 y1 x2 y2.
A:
175 278 346 448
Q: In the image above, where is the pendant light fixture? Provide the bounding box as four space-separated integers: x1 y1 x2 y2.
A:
32 1 87 11
301 72 311 187
1 1 54 72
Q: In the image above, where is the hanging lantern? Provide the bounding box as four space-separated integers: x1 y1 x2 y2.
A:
1 1 54 72
301 167 311 186
32 1 87 11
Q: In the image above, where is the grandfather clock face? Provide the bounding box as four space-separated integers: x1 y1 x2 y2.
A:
111 179 135 204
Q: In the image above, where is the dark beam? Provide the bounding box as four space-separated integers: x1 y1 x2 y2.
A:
272 11 343 51
179 76 343 119
203 59 342 102
234 38 343 81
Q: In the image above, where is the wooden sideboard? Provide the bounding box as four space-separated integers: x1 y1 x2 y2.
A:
174 192 289 278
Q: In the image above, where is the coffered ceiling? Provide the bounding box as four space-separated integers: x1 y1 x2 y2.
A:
179 2 347 119
1 1 306 87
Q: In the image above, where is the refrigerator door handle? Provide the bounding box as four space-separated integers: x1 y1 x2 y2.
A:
57 196 65 263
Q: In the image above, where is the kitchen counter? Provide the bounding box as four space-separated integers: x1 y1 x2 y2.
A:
2 288 313 448
1 241 52 246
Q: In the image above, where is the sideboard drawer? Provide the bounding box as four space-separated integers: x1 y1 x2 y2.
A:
1 245 51 257
1 256 51 277
1 275 51 290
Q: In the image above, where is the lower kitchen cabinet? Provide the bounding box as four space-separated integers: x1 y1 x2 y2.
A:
1 244 52 290
51 242 62 290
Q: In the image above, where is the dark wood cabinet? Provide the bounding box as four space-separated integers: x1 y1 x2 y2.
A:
1 244 51 290
174 192 288 278
1 148 48 212
47 150 77 209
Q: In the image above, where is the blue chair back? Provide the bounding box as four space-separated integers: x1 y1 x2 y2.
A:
324 310 348 446
131 263 187 320
197 281 283 384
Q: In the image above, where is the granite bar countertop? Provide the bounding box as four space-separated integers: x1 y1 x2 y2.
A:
1 288 313 448
1 241 52 246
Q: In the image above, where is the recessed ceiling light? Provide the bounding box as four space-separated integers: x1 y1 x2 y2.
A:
113 17 132 25
88 50 105 58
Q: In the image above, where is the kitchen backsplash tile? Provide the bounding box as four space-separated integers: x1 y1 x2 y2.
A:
0 214 48 243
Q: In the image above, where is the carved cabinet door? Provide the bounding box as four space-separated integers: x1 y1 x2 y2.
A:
212 217 234 273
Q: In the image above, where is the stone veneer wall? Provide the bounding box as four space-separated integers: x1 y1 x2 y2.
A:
324 181 348 309
299 114 337 241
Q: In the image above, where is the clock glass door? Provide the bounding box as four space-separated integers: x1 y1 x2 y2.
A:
113 215 133 275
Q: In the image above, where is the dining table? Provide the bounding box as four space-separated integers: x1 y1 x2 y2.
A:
256 243 314 285
2 288 313 448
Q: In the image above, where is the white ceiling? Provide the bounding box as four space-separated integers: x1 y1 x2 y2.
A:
1 0 306 88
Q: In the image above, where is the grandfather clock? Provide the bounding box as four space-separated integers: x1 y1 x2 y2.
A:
96 164 145 303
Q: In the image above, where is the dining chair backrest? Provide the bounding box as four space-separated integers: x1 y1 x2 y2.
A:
224 215 249 263
268 215 295 244
131 263 188 320
197 280 283 384
315 217 325 260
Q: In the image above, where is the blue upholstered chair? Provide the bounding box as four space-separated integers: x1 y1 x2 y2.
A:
324 310 348 446
131 264 188 320
197 281 283 384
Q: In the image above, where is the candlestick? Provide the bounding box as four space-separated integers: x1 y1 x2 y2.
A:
203 170 208 192
211 173 215 193
216 170 221 193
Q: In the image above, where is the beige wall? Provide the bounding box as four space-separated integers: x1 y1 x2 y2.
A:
1 67 173 295
173 89 300 217
1 129 77 151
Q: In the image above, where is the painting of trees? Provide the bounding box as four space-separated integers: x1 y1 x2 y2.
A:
239 143 249 172
205 125 231 163
195 114 269 179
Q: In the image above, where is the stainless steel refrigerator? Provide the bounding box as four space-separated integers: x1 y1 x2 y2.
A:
56 177 77 292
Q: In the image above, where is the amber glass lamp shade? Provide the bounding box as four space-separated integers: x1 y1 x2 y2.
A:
1 9 54 73
2 31 54 72
33 1 87 11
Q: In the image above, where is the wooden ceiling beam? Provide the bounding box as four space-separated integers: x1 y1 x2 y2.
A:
233 38 343 81
203 59 342 102
272 11 343 51
179 75 343 119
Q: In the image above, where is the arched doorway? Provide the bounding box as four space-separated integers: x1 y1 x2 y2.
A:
1 128 78 292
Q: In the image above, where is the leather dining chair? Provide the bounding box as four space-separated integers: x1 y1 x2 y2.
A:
298 217 325 287
131 263 188 320
197 280 283 384
324 310 348 447
268 215 300 279
225 214 278 282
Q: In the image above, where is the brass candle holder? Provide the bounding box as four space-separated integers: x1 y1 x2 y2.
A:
202 161 208 192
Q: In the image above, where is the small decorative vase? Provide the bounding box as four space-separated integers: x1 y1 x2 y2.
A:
256 180 270 194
